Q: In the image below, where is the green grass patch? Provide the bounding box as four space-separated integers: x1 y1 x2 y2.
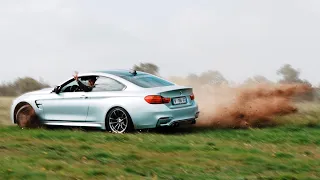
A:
0 124 319 179
1 100 320 179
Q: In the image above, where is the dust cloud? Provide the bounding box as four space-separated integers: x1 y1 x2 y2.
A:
191 83 312 128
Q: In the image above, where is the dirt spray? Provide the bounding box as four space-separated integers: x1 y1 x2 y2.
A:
191 83 312 128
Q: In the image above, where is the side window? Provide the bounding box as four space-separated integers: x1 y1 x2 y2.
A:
92 77 125 92
60 79 78 93
59 77 88 93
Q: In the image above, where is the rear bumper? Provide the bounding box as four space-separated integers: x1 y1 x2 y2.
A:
156 111 199 127
130 101 199 129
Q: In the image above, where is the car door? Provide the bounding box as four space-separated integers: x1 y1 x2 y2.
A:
39 78 90 122
85 76 126 122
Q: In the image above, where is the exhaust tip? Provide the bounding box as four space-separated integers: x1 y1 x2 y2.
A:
195 112 200 118
171 122 179 127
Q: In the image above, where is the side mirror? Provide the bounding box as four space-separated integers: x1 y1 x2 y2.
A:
52 86 60 94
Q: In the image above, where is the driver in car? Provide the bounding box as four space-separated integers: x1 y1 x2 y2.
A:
73 72 96 92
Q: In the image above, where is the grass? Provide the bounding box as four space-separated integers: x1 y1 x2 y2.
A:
0 97 320 179
0 97 12 125
1 125 319 179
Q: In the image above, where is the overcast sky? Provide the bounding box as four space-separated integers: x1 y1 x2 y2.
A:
0 0 319 85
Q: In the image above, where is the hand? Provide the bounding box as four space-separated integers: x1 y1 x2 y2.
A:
73 71 79 81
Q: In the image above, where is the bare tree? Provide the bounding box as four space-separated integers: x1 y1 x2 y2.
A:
0 77 49 96
198 70 228 85
277 64 312 86
277 64 300 83
133 62 159 75
187 73 199 82
244 75 272 84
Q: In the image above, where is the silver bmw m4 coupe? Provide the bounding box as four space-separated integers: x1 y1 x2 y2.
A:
10 70 199 133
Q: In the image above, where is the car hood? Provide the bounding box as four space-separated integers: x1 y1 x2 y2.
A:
23 87 53 96
12 87 54 104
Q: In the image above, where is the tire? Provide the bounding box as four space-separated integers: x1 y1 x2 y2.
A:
106 107 133 133
15 104 41 128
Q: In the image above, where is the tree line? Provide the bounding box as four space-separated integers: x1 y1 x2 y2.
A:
135 62 313 86
133 62 319 101
0 77 49 96
0 62 319 100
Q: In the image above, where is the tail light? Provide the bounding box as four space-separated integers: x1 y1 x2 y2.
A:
190 93 195 100
144 95 171 104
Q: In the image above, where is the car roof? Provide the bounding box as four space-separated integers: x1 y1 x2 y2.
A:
73 69 150 84
57 69 150 89
95 69 149 77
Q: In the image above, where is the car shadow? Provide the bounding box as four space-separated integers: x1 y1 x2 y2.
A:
42 124 213 135
147 126 221 135
43 125 105 132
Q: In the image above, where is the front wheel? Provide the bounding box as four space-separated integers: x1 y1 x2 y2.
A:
15 104 41 128
106 107 133 133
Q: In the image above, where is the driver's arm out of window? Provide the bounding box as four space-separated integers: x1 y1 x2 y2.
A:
77 80 93 92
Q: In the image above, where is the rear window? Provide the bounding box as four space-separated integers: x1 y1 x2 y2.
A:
121 75 174 88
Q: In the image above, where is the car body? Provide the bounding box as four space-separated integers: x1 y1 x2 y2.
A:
10 70 199 133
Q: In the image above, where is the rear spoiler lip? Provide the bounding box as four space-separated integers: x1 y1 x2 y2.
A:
146 85 193 95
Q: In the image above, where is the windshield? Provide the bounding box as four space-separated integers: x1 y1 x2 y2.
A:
121 74 174 88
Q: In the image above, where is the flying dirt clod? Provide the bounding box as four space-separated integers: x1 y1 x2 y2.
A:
194 83 312 128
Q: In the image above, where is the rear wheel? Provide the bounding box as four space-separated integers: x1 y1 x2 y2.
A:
15 104 41 128
106 107 133 133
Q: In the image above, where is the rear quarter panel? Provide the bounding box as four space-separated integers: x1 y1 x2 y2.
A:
85 91 150 128
85 88 198 129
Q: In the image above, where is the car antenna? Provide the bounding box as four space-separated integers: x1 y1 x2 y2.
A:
129 69 137 76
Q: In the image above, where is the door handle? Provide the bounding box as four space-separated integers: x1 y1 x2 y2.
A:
80 95 88 99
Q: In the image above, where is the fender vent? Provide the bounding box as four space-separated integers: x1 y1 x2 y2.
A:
35 100 42 108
